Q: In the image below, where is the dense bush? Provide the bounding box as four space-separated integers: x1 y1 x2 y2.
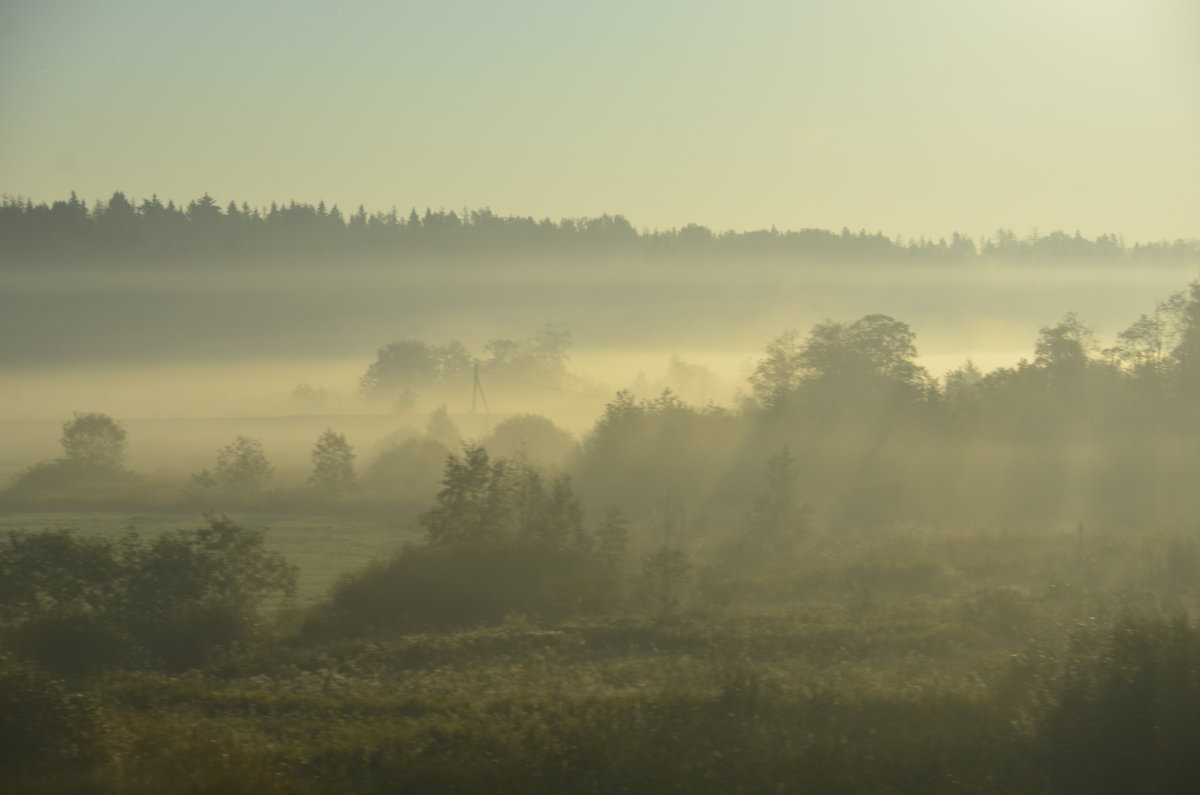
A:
1037 615 1200 794
0 658 108 777
359 436 448 502
3 459 144 507
121 517 298 670
318 541 616 633
482 413 577 465
0 516 297 674
309 445 626 634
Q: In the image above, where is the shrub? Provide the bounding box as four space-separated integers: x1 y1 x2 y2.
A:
482 414 576 465
0 658 108 776
3 459 140 504
639 544 693 614
0 517 297 674
1037 615 1200 794
962 586 1035 640
59 411 127 470
190 436 274 498
311 446 623 636
121 515 297 670
309 428 357 495
319 541 613 633
360 436 448 502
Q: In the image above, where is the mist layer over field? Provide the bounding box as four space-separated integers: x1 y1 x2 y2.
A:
4 259 1194 398
1 254 1191 489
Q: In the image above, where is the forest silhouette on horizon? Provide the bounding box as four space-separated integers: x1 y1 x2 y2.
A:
4 190 1198 268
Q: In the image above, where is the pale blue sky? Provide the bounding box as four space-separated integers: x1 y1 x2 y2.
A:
1 0 1196 240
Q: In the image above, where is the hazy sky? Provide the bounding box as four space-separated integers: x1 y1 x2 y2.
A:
1 0 1196 241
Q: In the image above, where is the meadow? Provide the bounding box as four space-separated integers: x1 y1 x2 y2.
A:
5 507 1200 794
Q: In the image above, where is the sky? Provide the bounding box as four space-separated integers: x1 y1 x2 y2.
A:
1 0 1197 241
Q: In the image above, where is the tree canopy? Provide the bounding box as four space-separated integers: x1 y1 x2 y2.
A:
60 412 126 471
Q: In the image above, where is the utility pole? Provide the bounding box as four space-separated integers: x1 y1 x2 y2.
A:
472 363 490 414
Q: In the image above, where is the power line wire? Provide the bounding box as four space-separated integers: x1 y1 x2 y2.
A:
476 368 611 400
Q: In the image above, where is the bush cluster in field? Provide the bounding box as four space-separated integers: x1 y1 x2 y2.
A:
0 515 297 676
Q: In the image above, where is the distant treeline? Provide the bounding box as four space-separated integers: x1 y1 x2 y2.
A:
2 191 1197 267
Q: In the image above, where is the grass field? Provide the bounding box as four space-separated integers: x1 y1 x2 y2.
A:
6 502 1200 794
5 512 1200 792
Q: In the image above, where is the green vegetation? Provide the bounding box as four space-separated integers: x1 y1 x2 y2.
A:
4 512 1200 792
7 282 1200 792
5 413 138 506
1 516 296 676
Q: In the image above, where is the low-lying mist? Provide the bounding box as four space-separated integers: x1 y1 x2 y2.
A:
0 266 1192 510
5 262 1194 363
7 201 1200 794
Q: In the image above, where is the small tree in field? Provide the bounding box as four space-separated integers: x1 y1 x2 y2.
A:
4 413 134 499
60 412 126 470
640 544 692 614
218 435 273 491
309 429 356 495
421 444 511 547
595 507 630 567
192 436 274 495
745 447 811 555
425 404 461 449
